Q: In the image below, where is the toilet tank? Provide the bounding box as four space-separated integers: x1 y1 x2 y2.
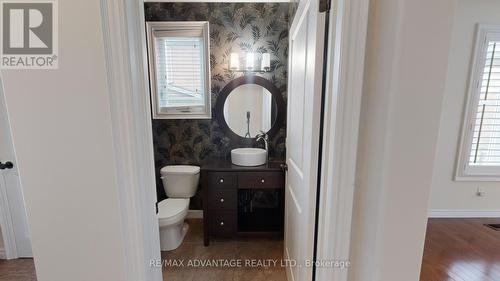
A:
160 165 200 198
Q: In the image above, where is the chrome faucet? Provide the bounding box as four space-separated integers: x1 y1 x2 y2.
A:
256 131 269 162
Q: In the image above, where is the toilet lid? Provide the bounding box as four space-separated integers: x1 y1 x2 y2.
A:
160 165 200 176
157 198 189 219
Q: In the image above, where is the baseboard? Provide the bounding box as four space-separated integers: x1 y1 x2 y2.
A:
187 210 203 219
0 247 6 259
428 209 500 218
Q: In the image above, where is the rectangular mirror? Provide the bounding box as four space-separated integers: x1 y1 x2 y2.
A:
146 21 211 119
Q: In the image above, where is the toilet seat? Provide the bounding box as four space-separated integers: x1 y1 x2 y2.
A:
158 198 189 227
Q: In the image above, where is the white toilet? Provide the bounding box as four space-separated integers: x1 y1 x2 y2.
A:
158 165 200 251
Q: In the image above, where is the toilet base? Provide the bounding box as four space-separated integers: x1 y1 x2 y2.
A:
159 222 189 251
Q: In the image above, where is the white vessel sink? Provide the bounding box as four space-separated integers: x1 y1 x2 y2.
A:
231 148 267 167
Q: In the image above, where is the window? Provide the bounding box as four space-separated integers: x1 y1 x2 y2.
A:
146 22 211 119
457 25 500 180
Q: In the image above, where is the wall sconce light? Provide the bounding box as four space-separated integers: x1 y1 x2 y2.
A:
228 52 271 73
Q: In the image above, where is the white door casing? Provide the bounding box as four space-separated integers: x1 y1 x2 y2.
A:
314 0 370 280
285 0 326 280
0 76 32 259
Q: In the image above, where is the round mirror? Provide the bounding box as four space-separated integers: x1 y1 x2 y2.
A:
223 84 278 138
216 76 285 142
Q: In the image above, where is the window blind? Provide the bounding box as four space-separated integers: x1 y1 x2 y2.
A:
154 36 206 110
470 40 500 166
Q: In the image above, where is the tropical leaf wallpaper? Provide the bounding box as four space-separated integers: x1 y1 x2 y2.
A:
145 3 290 207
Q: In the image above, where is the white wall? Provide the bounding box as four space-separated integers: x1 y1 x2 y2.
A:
429 0 500 214
0 0 126 280
349 0 456 280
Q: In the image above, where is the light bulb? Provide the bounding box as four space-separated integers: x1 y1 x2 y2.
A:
261 53 270 71
246 53 255 70
230 53 240 70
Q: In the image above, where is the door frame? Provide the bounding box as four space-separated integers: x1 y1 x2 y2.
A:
99 1 369 281
315 0 369 280
99 1 162 281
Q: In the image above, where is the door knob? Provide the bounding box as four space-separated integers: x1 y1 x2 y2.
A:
0 161 14 170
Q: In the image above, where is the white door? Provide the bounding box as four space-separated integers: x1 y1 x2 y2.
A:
285 0 326 280
0 78 32 259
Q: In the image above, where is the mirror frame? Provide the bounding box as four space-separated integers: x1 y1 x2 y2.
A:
215 76 286 142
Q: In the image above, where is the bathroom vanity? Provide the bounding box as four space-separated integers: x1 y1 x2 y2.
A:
201 158 285 246
200 75 287 246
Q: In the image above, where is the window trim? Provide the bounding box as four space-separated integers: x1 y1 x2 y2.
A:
456 24 500 181
146 21 211 119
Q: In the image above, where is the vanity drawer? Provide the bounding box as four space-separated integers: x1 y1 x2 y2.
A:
208 172 238 189
238 172 284 188
209 211 236 237
208 189 237 210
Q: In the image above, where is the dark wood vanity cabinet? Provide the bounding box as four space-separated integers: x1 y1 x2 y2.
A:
201 161 285 246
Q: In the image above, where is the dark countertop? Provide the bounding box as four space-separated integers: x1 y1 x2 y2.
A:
201 157 285 172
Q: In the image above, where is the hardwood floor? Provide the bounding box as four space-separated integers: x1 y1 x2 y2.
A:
0 258 36 281
420 218 500 281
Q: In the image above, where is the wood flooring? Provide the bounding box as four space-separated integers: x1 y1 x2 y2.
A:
420 218 500 281
0 258 36 281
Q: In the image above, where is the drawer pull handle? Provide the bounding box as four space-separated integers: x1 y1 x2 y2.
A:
220 221 224 226
220 198 224 203
261 179 265 183
220 178 224 183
